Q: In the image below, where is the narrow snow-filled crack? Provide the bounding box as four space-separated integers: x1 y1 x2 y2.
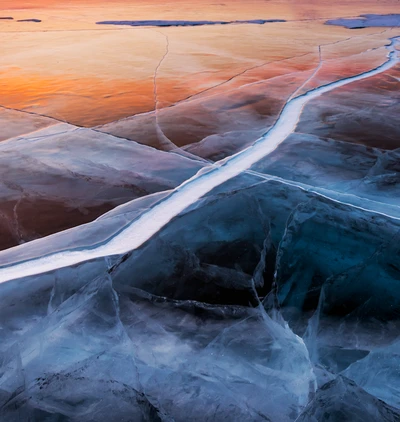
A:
96 27 396 130
95 50 316 128
290 45 323 100
0 37 398 284
143 30 219 163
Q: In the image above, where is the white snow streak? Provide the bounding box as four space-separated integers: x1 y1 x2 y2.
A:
0 38 398 284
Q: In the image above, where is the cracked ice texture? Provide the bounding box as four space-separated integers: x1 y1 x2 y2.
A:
251 133 400 209
0 188 320 419
0 180 319 420
0 123 205 250
1 1 400 419
0 108 57 141
296 62 400 150
1 0 398 128
296 376 400 421
1 170 400 420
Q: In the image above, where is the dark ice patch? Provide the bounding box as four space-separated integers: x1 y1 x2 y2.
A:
17 19 42 23
325 14 400 29
96 19 286 28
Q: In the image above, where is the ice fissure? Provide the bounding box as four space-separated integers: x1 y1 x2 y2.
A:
1 32 400 422
0 38 398 284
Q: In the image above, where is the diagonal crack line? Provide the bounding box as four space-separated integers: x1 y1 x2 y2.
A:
150 30 206 163
116 33 393 154
0 104 153 149
213 29 396 101
98 29 393 129
183 54 309 97
100 50 315 128
245 169 400 214
318 26 392 49
287 29 393 101
149 31 206 163
107 27 396 125
153 31 169 112
0 101 206 164
0 38 397 283
151 29 178 151
168 51 314 106
386 74 400 82
289 45 323 100
0 104 75 126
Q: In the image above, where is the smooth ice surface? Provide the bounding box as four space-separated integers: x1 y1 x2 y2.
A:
0 38 398 283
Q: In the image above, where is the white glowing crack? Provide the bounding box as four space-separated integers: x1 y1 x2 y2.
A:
0 38 398 284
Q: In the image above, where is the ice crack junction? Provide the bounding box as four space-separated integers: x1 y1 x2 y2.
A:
0 38 398 284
